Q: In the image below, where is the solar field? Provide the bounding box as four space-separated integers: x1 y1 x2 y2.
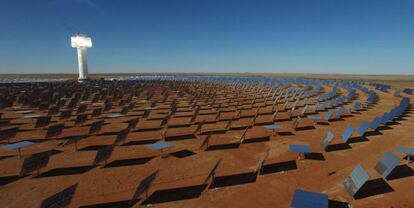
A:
0 75 413 208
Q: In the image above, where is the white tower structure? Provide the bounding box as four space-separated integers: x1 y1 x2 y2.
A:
71 34 92 81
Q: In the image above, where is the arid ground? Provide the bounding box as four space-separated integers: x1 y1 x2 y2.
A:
0 74 413 208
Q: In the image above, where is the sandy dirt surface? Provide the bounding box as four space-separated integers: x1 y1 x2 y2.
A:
0 76 413 208
1 73 413 89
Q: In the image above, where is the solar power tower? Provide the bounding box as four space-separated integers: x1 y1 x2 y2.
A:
71 34 92 82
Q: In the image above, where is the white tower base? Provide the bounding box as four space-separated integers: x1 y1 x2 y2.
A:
77 47 89 81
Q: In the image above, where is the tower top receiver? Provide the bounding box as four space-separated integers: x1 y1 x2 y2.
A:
71 35 92 48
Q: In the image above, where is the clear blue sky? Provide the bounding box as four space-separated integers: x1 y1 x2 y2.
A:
0 0 413 74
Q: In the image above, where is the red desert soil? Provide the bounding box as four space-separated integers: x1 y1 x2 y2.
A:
0 77 413 208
